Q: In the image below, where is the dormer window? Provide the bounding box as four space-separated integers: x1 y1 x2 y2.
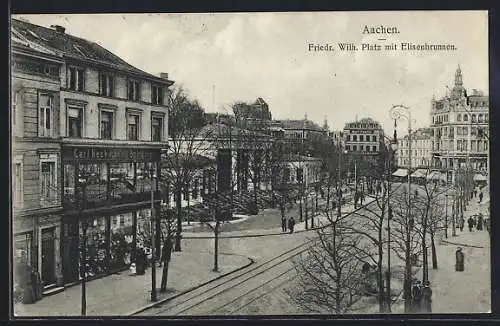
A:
68 67 85 91
127 79 141 101
151 84 165 105
99 72 114 97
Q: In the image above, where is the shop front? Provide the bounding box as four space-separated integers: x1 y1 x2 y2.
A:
60 145 162 284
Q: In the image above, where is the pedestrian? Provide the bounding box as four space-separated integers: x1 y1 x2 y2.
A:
422 281 433 313
474 188 478 198
459 217 465 232
288 217 295 233
361 192 365 204
477 213 484 231
412 280 423 313
281 216 287 232
467 216 474 232
479 192 483 203
455 247 465 272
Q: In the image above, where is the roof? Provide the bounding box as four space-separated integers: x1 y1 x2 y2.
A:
11 18 173 85
278 119 324 131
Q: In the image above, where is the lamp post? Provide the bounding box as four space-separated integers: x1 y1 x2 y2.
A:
390 104 415 313
77 174 88 316
150 164 157 302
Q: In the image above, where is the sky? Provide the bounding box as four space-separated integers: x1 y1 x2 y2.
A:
14 11 488 136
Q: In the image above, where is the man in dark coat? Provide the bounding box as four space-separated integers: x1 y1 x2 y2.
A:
468 217 475 232
412 280 423 313
281 216 287 232
477 213 484 231
288 217 295 233
455 247 464 272
459 217 465 232
422 281 433 313
479 192 484 203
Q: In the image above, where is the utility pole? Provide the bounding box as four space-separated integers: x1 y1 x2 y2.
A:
77 174 88 316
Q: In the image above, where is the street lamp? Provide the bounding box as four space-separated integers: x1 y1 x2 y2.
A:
389 104 415 313
77 174 88 316
150 164 157 302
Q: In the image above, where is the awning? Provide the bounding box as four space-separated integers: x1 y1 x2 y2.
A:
474 174 487 181
426 171 441 180
392 169 408 177
411 169 428 178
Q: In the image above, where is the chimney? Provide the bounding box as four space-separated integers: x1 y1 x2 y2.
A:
159 72 169 80
50 25 66 34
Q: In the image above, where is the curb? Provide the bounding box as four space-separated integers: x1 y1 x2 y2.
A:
441 238 485 249
126 253 255 315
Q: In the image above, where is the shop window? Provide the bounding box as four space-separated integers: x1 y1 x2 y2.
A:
40 160 57 207
68 106 83 138
99 72 114 97
39 94 53 137
68 67 85 91
14 232 33 275
151 113 164 142
126 110 141 141
13 156 23 206
151 84 165 105
100 110 114 140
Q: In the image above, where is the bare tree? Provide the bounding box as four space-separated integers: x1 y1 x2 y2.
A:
162 86 218 252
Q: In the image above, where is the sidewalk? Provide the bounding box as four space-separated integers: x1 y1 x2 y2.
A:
429 230 490 313
14 251 251 317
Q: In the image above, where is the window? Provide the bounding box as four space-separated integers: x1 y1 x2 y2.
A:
359 135 364 142
360 145 364 151
126 111 141 141
151 85 165 105
445 115 449 122
13 158 23 205
372 135 377 142
346 145 350 151
99 73 114 97
353 145 357 151
457 114 461 122
127 80 141 101
68 107 83 138
478 114 483 123
68 67 85 91
40 160 57 207
353 135 357 142
346 135 351 141
39 94 53 137
472 114 477 123
463 114 468 122
296 168 303 183
372 146 376 152
12 91 19 127
151 114 164 142
100 110 114 139
485 114 489 122
14 232 32 267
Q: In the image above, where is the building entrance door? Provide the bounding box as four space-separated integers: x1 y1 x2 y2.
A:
41 227 56 286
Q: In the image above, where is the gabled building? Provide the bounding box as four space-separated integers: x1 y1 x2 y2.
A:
11 18 173 290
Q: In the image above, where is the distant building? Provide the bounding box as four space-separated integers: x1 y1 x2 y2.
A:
430 66 489 173
276 115 327 156
343 117 384 155
396 128 433 168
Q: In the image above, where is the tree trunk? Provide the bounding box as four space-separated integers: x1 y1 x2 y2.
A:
160 261 170 292
304 196 309 229
404 231 412 313
422 225 429 283
299 197 303 222
430 229 438 270
174 189 182 252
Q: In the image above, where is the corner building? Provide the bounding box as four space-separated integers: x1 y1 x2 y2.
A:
12 19 173 288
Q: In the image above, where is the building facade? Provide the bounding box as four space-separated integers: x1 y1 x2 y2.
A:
12 27 65 289
11 19 173 289
343 117 384 155
430 66 489 174
396 128 433 169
